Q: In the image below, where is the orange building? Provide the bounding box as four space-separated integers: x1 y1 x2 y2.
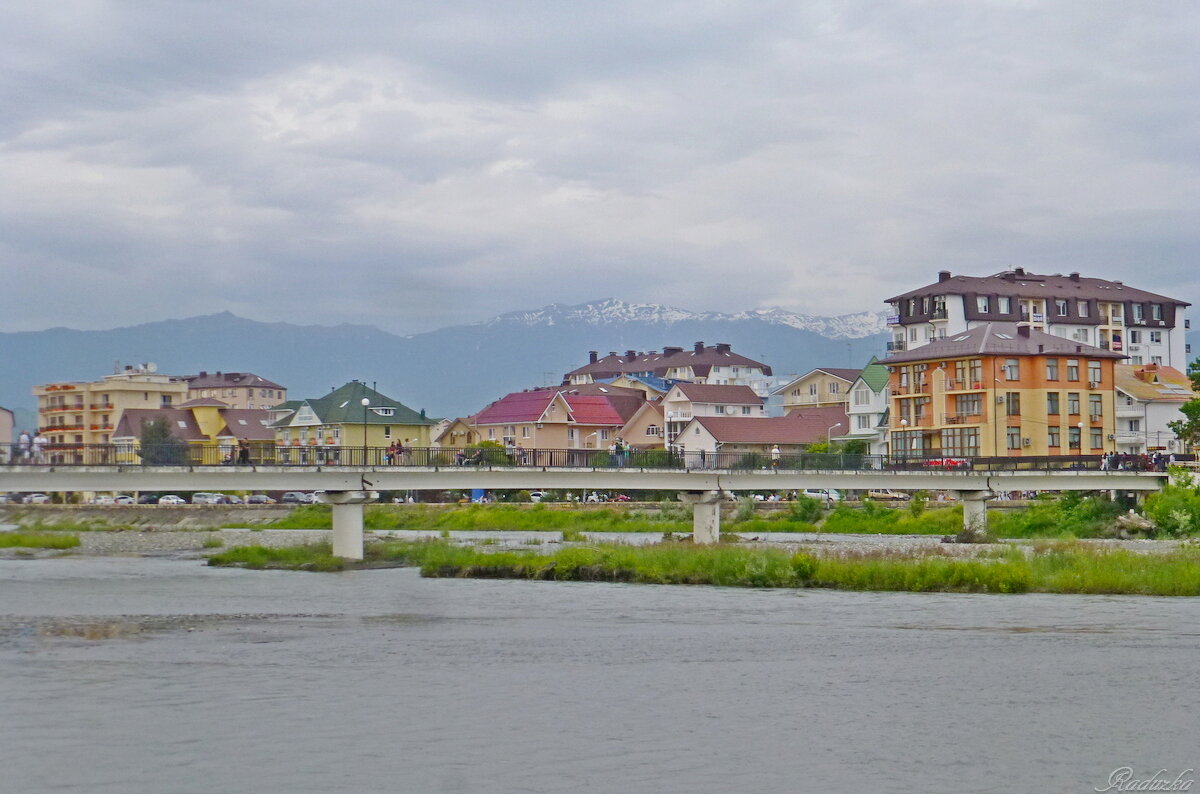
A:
879 323 1126 457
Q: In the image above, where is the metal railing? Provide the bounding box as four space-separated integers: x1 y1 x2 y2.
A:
0 444 1189 473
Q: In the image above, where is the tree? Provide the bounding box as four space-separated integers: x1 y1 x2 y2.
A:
1167 399 1200 452
138 418 189 465
1188 357 1200 391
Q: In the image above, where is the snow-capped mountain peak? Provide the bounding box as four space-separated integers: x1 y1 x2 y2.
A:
484 299 887 339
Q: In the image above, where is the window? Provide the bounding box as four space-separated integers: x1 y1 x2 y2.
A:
968 359 982 385
1087 361 1101 384
1151 304 1163 321
1048 427 1061 448
1067 392 1080 415
828 382 840 394
384 426 392 439
567 428 576 441
1133 304 1144 322
809 384 818 395
1152 355 1163 365
161 395 173 406
740 406 751 415
854 388 872 406
922 297 930 314
521 426 530 438
1047 393 1060 415
1068 426 1081 449
600 429 610 441
908 298 917 315
899 400 912 424
646 425 660 437
1004 359 1020 381
1078 300 1089 318
1128 419 1140 432
1066 360 1079 381
1007 427 1022 450
855 415 871 429
956 394 982 415
977 296 990 313
998 297 1011 313
715 405 726 414
1006 392 1021 416
1089 394 1102 418
1045 358 1059 380
1149 331 1162 343
1128 330 1140 344
915 397 930 420
488 428 495 439
941 427 980 456
1090 428 1103 449
1055 299 1068 316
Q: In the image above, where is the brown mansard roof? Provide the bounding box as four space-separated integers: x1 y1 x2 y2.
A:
879 322 1127 365
565 343 772 379
886 269 1189 307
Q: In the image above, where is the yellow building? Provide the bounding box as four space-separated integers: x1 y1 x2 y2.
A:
34 364 189 451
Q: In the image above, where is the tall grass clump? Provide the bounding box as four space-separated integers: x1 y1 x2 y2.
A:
0 532 81 549
1143 474 1200 537
989 492 1123 539
207 542 347 571
818 503 961 535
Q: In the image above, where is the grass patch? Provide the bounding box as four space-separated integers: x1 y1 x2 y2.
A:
989 493 1124 539
0 532 81 549
201 537 224 549
817 504 963 535
16 519 140 532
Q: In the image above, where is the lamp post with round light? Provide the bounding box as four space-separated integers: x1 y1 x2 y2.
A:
361 397 370 465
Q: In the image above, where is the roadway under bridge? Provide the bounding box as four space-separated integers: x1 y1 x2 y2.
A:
0 464 1168 558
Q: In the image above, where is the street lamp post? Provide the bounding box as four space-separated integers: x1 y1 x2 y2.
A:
361 397 370 465
827 422 843 445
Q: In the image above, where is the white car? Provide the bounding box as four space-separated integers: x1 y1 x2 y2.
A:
22 493 50 504
113 495 135 505
528 491 548 502
801 489 841 503
191 492 224 505
158 495 186 505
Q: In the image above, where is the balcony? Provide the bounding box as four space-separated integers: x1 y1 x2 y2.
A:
42 404 85 413
930 307 948 320
940 413 981 425
886 315 901 326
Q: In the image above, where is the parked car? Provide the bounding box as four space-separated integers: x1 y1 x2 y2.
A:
611 494 632 502
528 491 548 503
23 493 50 504
138 494 159 504
113 495 135 505
801 489 842 503
280 491 313 504
158 495 186 505
246 494 275 504
191 493 223 505
866 489 909 501
91 495 114 505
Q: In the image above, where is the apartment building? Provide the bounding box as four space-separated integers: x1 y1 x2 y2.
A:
34 364 189 448
1113 364 1198 454
880 323 1125 457
886 269 1190 369
181 371 287 409
564 342 773 394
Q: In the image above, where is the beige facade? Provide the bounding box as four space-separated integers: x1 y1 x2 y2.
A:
775 369 858 413
34 367 189 447
184 371 287 410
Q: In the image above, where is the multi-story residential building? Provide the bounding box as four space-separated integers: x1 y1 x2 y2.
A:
661 384 765 447
880 323 1125 457
564 342 773 394
1113 364 1198 454
0 405 13 462
34 364 189 449
774 368 861 413
181 371 287 409
833 359 890 454
886 268 1191 369
673 406 849 464
470 384 645 450
271 381 435 461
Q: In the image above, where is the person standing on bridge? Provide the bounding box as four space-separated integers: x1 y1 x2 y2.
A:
32 432 48 464
771 445 781 469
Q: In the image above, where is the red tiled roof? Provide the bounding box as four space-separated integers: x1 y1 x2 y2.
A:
672 383 762 404
691 407 849 444
473 391 557 425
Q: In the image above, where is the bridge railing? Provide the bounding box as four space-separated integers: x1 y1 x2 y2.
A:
3 444 1188 473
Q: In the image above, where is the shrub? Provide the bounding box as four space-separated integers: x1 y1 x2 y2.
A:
788 495 824 523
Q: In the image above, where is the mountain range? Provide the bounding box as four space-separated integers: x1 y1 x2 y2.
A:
0 299 890 425
4 299 1194 429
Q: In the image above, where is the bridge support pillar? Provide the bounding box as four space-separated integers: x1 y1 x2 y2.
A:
679 490 725 544
315 490 379 560
956 490 991 542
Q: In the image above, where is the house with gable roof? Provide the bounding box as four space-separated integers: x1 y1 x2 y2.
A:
673 407 850 465
564 342 773 394
270 381 434 461
774 367 862 413
832 358 891 454
470 384 644 451
1113 364 1199 454
661 383 765 447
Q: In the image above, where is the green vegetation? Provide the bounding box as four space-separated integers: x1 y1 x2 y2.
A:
0 532 81 549
210 538 1200 596
15 518 141 532
989 492 1125 539
817 503 963 535
137 418 189 465
202 537 224 549
1143 472 1200 537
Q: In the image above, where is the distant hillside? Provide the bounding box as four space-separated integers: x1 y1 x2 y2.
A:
4 300 1194 421
0 301 892 420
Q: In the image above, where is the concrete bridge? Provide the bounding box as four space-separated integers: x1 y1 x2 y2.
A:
0 457 1168 558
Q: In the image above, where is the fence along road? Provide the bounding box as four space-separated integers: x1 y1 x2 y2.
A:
0 446 1172 557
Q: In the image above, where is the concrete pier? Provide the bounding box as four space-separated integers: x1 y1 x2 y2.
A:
957 490 991 541
679 490 725 544
315 490 379 559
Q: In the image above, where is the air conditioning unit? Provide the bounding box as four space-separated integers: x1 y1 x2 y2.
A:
1107 434 1115 440
1088 381 1099 389
1089 415 1101 423
536 423 544 429
996 396 1005 403
1022 437 1031 447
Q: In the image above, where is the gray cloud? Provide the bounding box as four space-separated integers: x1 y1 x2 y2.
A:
0 1 1196 332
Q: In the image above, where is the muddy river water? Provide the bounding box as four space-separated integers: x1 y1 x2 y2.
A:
2 555 1196 793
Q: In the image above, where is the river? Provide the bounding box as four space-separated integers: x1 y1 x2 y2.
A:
2 555 1196 793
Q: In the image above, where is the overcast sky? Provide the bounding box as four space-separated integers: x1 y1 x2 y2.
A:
2 1 1197 334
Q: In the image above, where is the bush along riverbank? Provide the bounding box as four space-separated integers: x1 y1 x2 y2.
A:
207 539 1200 596
0 533 81 550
